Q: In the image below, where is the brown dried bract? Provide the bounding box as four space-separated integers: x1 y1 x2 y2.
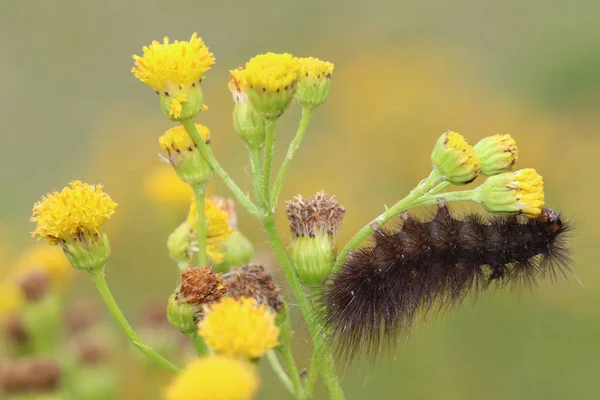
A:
0 358 61 394
286 191 345 238
178 266 228 305
4 315 28 344
18 269 50 301
223 264 283 312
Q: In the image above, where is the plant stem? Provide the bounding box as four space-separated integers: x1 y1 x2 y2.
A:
248 144 265 209
180 119 262 220
89 270 179 372
409 189 478 208
262 215 345 399
334 170 445 270
193 184 207 267
187 332 208 356
278 314 303 398
271 106 314 205
261 120 277 211
302 353 320 399
266 350 295 395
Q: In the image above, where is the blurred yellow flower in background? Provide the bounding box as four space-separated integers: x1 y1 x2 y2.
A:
187 197 234 263
0 281 25 320
12 244 73 287
145 165 194 210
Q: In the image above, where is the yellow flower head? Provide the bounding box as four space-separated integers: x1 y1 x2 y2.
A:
31 181 117 243
298 57 334 82
0 281 25 319
145 165 193 209
198 297 279 359
187 197 234 263
13 244 73 287
163 356 259 400
159 124 210 153
473 134 519 176
431 131 481 185
295 57 334 108
132 33 214 119
234 53 300 119
478 168 545 218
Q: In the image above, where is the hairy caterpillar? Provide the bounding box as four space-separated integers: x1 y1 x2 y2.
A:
321 201 572 360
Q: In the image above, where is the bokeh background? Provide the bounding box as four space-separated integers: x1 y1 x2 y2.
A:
2 0 600 399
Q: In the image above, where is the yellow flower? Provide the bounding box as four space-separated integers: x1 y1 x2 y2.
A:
236 53 300 119
159 124 213 186
13 244 73 287
477 168 545 218
163 356 259 400
32 181 117 243
187 197 234 263
296 57 334 108
0 281 25 319
145 165 194 209
132 33 214 120
198 297 279 359
431 131 481 184
473 134 519 176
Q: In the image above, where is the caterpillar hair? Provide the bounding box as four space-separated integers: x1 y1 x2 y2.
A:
321 201 572 361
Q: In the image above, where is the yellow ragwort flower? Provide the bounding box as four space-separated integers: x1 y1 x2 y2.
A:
296 57 334 108
431 131 481 184
477 168 545 218
198 297 279 359
187 197 234 263
13 244 73 287
238 53 300 119
163 356 259 400
32 181 117 243
0 281 25 319
228 67 248 103
132 33 214 120
145 165 193 209
159 124 212 186
473 134 519 176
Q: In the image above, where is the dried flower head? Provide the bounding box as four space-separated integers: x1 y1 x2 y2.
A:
198 297 279 359
286 191 345 239
132 33 214 119
178 267 229 306
223 265 283 312
0 358 62 394
163 356 259 400
17 270 51 302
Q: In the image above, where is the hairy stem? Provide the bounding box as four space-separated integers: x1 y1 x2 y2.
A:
180 119 262 220
278 314 303 398
266 350 295 395
248 144 265 209
261 120 277 211
334 170 445 270
187 332 208 356
193 185 207 267
89 270 179 372
271 106 314 206
302 353 320 399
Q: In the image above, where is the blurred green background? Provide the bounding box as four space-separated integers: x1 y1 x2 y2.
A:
2 0 600 399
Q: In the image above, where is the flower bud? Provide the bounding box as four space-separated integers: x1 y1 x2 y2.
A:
167 222 193 268
61 233 111 273
286 191 345 285
295 57 334 108
211 198 254 273
473 134 519 176
159 124 213 187
232 99 267 149
431 131 481 185
475 168 544 218
167 293 197 335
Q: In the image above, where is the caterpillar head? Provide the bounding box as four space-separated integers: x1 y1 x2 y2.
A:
539 208 562 234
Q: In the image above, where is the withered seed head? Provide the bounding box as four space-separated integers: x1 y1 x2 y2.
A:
223 265 283 312
286 191 345 239
178 266 229 306
18 269 51 301
4 315 29 344
0 358 62 394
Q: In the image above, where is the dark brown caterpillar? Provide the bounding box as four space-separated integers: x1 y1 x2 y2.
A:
321 201 572 361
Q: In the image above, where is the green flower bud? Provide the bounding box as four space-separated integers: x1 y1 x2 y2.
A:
158 84 205 121
473 134 519 176
167 222 192 269
62 233 111 273
431 131 481 185
286 191 345 286
295 57 334 109
232 100 267 149
159 124 213 187
212 230 255 273
167 293 197 335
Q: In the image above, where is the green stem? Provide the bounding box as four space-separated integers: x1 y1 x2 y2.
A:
187 332 208 356
334 170 445 270
262 215 345 399
278 314 303 398
261 120 277 211
271 106 314 206
302 353 320 399
409 189 478 208
248 144 265 209
89 270 179 372
193 184 207 267
266 350 295 395
180 118 262 220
